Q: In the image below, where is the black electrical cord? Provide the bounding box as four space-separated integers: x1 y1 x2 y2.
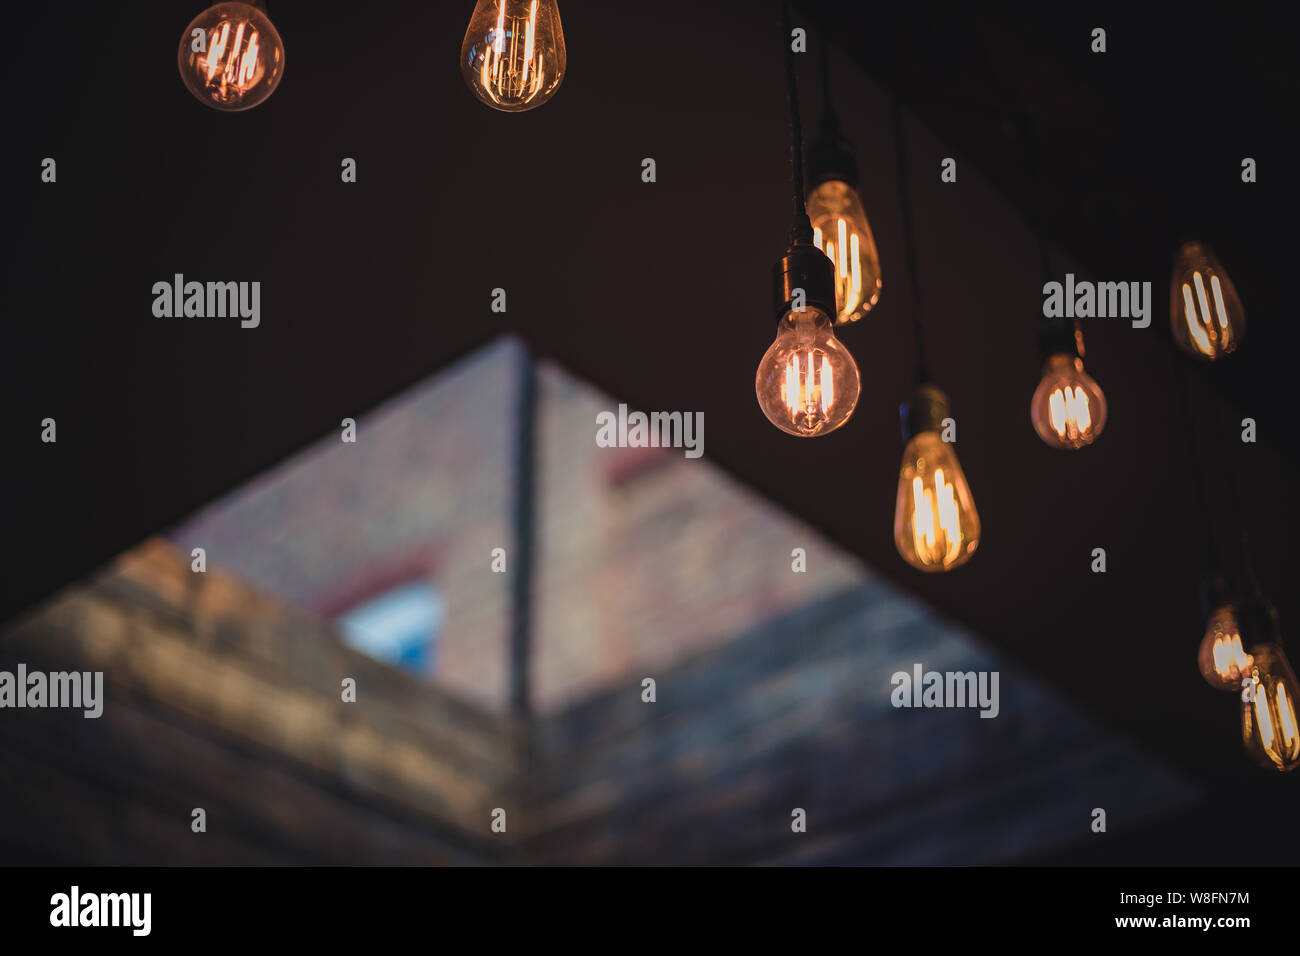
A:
891 94 929 385
780 0 812 245
1038 240 1085 359
818 34 840 142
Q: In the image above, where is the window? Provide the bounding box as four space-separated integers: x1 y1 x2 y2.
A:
335 581 443 675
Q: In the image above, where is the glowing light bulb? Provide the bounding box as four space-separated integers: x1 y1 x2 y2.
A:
178 2 284 111
807 181 882 323
1169 241 1245 360
1030 353 1108 449
1198 603 1253 691
755 306 860 437
894 388 980 571
461 0 566 112
1241 643 1300 772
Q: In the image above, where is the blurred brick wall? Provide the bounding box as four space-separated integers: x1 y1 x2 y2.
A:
170 343 517 712
0 540 519 864
532 365 863 711
1 511 1199 866
169 338 869 716
523 583 1200 865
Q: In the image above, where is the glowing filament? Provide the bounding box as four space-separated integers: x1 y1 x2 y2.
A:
1182 270 1234 357
1211 633 1251 681
237 32 260 86
912 477 933 546
522 1 537 84
1047 385 1093 441
782 349 834 426
1255 680 1278 761
479 2 546 105
198 20 263 95
1277 682 1300 758
849 232 862 306
205 23 229 81
813 217 869 323
910 467 963 567
1211 275 1231 349
227 21 246 84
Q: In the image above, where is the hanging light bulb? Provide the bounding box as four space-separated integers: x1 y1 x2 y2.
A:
1233 595 1300 771
1200 606 1254 691
1032 250 1107 449
756 245 861 436
894 386 980 571
1196 577 1252 690
461 0 566 112
1169 240 1246 360
808 181 882 324
805 42 881 324
757 3 859 438
1030 354 1108 449
178 1 284 111
1242 644 1300 772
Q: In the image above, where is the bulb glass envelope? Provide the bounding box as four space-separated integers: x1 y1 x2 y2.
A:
178 2 284 111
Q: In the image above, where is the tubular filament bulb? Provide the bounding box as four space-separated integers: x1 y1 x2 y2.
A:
1169 241 1245 360
893 431 980 571
462 0 566 112
807 180 882 323
1242 643 1300 772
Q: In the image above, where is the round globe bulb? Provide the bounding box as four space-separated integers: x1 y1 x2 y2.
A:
178 2 285 111
755 306 860 437
1197 603 1253 691
1030 353 1108 449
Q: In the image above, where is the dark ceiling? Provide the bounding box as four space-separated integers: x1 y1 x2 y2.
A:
3 0 1297 861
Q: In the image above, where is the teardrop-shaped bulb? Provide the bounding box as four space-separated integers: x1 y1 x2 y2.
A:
1241 643 1300 772
1030 353 1108 449
894 431 980 571
755 306 860 437
1198 603 1253 691
177 2 285 111
461 0 566 112
807 180 882 323
1169 241 1245 360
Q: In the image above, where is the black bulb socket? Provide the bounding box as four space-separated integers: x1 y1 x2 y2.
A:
1038 310 1081 361
771 241 836 325
900 384 951 442
807 135 860 194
